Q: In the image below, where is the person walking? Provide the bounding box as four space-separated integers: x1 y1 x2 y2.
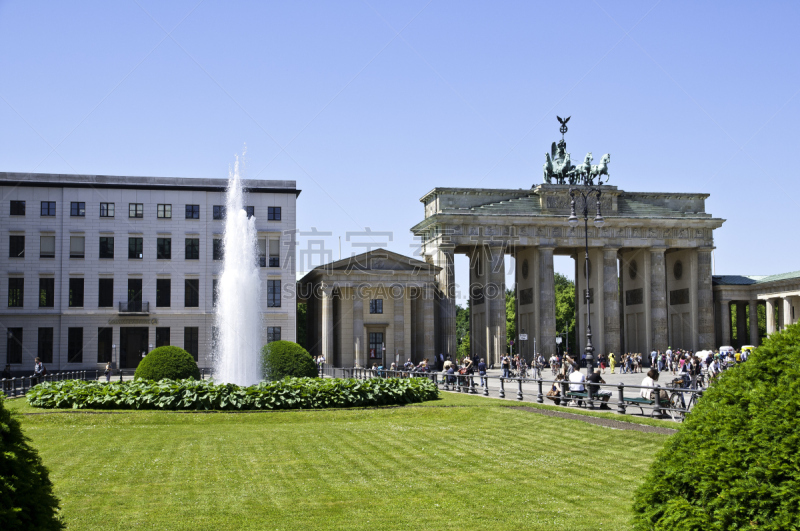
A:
478 358 487 387
608 352 616 374
33 357 46 384
104 361 112 383
500 355 510 378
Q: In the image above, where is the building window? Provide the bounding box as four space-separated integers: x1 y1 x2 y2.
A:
157 238 171 260
97 327 112 363
41 201 56 216
7 328 22 364
100 202 115 217
268 207 281 220
213 205 226 220
184 327 199 361
157 204 172 219
185 204 200 219
369 332 384 359
99 237 114 259
369 299 383 314
156 278 171 308
128 237 143 259
70 202 86 217
39 278 54 307
213 239 223 261
245 206 254 218
184 279 199 307
267 280 281 308
9 235 25 258
258 239 266 267
185 238 199 260
156 327 170 348
38 328 53 364
8 278 24 307
129 203 143 218
98 278 114 308
267 327 281 343
69 277 84 307
69 236 85 258
40 236 55 258
269 239 280 267
212 279 218 307
10 200 25 216
67 327 83 363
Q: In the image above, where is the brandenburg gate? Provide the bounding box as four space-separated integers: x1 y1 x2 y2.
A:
411 124 725 366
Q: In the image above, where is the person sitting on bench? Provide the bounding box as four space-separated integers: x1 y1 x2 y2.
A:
568 363 586 406
587 369 612 409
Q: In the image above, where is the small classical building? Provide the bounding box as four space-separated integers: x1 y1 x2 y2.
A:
712 270 800 347
1 172 298 372
298 249 440 367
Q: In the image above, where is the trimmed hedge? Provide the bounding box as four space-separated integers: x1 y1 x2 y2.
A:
632 322 800 531
26 377 439 411
134 346 200 381
261 341 317 380
0 396 64 530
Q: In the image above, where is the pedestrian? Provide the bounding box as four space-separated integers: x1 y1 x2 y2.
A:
104 361 112 382
501 355 510 378
587 369 612 409
33 357 46 384
478 358 487 387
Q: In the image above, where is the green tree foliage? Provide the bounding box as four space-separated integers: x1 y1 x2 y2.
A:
457 334 470 360
261 340 318 380
0 396 64 530
506 289 516 349
632 322 800 530
456 303 470 359
555 273 576 354
134 346 201 381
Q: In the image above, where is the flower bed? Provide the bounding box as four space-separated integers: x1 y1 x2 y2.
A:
26 377 439 411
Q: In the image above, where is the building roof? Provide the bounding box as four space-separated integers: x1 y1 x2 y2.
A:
298 248 439 284
0 172 301 196
713 271 800 286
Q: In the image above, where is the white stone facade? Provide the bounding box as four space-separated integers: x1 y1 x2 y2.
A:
0 172 298 372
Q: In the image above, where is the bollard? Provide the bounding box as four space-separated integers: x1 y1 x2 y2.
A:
517 378 523 401
483 377 489 397
587 386 595 410
12 377 17 397
537 378 544 404
617 383 626 414
119 370 123 383
499 377 505 399
653 387 664 419
470 376 477 394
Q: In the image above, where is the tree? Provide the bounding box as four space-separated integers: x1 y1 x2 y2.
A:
506 289 516 349
554 273 576 355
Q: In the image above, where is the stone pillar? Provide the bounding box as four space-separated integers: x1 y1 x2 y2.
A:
736 302 747 347
321 285 334 364
435 245 457 358
766 298 776 335
602 247 620 357
782 297 792 331
696 248 715 351
719 300 731 346
538 247 556 358
487 244 506 366
422 284 436 362
650 248 668 351
749 299 760 347
394 286 405 364
353 286 364 366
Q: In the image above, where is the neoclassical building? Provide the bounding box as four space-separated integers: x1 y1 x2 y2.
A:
411 183 725 366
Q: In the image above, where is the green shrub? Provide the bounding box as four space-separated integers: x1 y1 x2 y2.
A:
261 340 317 380
0 396 64 530
26 377 439 411
632 323 800 530
134 346 200 381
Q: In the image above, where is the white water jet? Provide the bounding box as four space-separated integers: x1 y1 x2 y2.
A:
214 156 262 386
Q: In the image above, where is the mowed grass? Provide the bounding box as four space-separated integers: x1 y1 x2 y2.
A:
8 393 667 531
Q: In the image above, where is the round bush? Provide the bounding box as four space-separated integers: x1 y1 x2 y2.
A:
633 322 800 530
0 396 64 530
134 346 200 381
261 341 317 380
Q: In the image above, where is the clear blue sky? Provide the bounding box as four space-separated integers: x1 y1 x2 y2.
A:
2 1 798 305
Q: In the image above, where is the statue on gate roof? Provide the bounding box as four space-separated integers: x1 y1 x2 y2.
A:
542 116 610 186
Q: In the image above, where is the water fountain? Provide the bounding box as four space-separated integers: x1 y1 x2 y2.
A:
214 156 263 386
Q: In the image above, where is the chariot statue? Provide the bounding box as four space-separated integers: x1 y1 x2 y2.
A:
541 116 610 186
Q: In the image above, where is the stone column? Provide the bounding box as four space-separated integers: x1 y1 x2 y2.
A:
422 284 435 362
719 300 731 346
435 245 457 358
766 298 776 335
749 299 760 347
538 247 556 358
602 247 621 357
321 285 334 364
353 285 364 366
782 297 792 330
736 302 747 347
696 248 715 351
650 248 668 351
393 286 405 364
487 244 506 366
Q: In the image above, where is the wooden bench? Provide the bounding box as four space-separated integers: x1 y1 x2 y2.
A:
622 396 656 416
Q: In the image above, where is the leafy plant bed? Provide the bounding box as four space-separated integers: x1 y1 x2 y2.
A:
26 377 439 411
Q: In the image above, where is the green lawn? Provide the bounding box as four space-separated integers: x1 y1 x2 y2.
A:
8 393 667 530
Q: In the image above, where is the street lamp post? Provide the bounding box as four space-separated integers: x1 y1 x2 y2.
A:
568 184 605 377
